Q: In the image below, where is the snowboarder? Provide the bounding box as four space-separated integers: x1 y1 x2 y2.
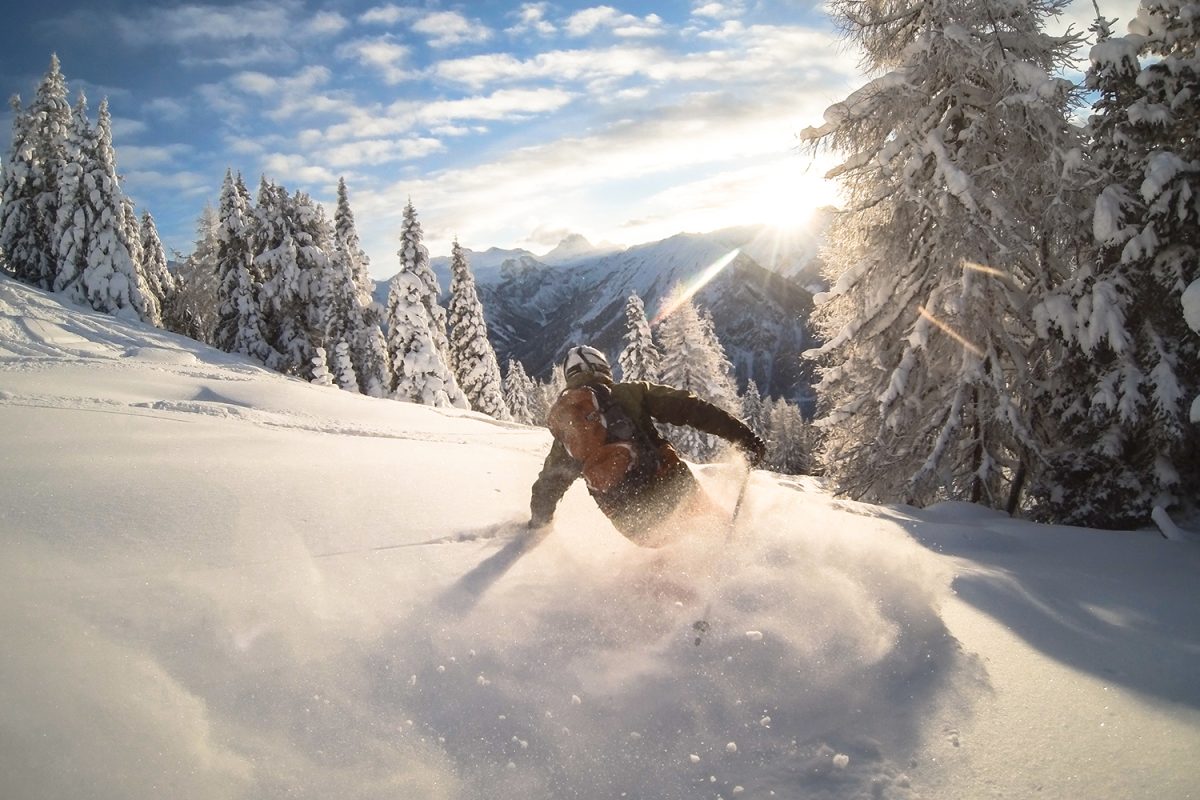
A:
528 345 766 545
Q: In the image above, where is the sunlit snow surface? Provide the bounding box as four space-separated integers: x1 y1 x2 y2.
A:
2 275 1198 800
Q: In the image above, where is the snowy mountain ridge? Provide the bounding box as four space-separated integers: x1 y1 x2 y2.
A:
414 224 822 401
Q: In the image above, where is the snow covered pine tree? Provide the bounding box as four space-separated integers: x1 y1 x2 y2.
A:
802 0 1088 510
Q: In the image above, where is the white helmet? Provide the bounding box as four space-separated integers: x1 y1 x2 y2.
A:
562 345 612 381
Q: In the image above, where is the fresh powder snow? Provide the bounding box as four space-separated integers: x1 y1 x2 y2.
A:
1 274 1198 800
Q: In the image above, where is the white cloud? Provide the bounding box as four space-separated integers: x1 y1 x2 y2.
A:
110 115 147 140
359 4 419 26
691 2 746 19
306 11 348 36
367 83 836 255
319 137 445 168
143 97 189 122
417 88 576 125
435 46 662 89
124 169 213 197
119 143 194 169
113 1 295 46
506 3 557 37
565 6 667 38
413 11 493 48
260 153 339 185
337 36 415 84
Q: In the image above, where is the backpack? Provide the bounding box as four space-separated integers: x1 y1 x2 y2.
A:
547 383 666 495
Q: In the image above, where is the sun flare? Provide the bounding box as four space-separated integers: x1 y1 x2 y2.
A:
739 158 841 233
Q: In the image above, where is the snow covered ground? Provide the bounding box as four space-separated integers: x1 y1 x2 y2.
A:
2 274 1198 800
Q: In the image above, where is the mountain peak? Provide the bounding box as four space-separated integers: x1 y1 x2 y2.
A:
541 233 599 264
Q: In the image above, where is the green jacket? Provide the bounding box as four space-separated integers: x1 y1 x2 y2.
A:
530 378 756 539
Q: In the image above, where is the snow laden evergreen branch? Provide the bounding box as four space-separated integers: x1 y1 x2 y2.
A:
802 0 1088 510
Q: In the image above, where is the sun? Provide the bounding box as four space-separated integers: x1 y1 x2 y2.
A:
740 160 841 233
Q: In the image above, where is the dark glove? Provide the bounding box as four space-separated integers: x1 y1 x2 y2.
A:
528 512 553 530
738 432 767 466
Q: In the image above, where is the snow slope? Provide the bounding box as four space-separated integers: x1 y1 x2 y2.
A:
2 275 1198 800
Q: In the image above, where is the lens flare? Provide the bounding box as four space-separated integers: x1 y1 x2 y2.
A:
918 305 983 357
651 248 740 327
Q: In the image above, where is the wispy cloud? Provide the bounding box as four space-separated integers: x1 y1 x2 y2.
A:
413 11 493 48
418 87 576 125
319 138 445 168
307 11 348 36
691 1 746 20
506 3 557 37
119 143 194 169
565 6 667 38
435 46 663 89
104 0 344 67
260 153 339 186
359 4 419 26
337 36 415 84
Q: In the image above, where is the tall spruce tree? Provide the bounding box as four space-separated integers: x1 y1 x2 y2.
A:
170 204 221 341
447 239 510 420
1032 2 1200 524
386 269 461 406
741 378 769 438
332 177 391 397
657 291 739 461
214 170 276 363
503 359 538 425
617 292 661 382
387 201 462 407
122 197 143 286
140 211 176 319
402 201 455 368
52 92 93 304
801 0 1086 509
0 55 71 289
63 98 157 323
335 177 374 306
254 181 327 378
766 398 813 476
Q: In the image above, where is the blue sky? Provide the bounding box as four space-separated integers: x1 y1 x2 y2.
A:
1 1 1138 278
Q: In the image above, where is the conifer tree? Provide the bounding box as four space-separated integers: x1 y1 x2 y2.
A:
140 211 176 318
57 98 157 323
617 292 661 382
801 0 1087 508
317 221 366 394
448 239 510 419
52 92 93 304
393 200 466 406
170 204 221 342
335 177 374 307
254 182 330 378
503 359 538 424
122 198 143 283
657 291 738 460
0 96 35 279
741 379 769 438
214 170 276 363
386 269 461 406
1031 2 1200 524
1 55 71 289
386 201 462 407
766 398 813 475
333 177 391 396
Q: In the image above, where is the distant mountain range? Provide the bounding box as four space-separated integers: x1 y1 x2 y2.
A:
376 221 829 404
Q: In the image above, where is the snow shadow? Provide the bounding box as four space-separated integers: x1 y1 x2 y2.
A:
894 502 1200 710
